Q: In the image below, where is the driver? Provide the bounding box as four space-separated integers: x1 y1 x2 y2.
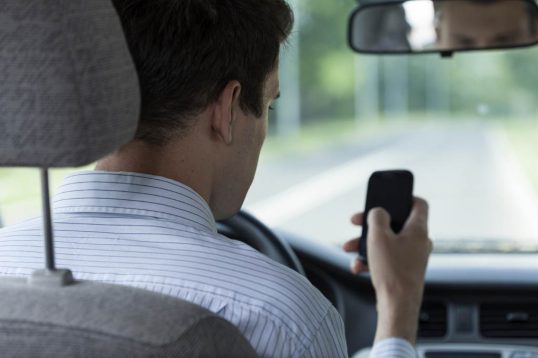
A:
0 0 432 357
435 0 538 49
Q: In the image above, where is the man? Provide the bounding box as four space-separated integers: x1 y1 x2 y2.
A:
435 0 538 49
0 0 432 356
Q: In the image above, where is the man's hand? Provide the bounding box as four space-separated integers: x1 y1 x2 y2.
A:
342 197 432 345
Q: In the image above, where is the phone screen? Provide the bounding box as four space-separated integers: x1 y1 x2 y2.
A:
359 170 414 262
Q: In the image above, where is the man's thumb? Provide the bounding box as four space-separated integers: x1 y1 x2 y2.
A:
367 207 391 229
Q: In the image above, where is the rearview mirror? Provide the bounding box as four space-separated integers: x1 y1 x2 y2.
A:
349 0 538 56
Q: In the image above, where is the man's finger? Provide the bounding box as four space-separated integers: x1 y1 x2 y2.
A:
351 258 369 274
403 197 429 231
343 239 359 252
351 212 364 226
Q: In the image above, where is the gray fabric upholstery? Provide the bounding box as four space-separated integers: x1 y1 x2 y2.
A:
0 0 140 167
0 277 258 357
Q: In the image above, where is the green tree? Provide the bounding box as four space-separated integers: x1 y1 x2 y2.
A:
298 0 356 122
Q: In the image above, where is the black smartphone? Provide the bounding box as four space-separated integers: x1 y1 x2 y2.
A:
359 170 414 262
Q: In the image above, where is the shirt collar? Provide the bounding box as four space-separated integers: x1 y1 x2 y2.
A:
52 171 217 234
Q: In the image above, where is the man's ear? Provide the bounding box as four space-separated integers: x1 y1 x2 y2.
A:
212 80 242 145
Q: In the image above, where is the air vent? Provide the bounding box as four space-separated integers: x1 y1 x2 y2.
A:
418 302 447 338
480 303 538 338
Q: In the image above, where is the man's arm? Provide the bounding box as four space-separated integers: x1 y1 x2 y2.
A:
344 197 432 356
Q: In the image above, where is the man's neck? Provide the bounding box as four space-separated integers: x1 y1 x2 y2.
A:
95 139 214 207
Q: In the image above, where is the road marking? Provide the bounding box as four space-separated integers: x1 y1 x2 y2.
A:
249 142 416 227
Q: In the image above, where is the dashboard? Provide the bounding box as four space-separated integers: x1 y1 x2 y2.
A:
279 230 538 357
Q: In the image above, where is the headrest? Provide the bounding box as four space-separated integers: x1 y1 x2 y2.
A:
0 0 140 167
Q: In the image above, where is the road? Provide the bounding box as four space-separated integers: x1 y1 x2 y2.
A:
243 121 538 248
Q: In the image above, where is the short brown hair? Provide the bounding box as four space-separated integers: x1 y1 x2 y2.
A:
112 0 294 145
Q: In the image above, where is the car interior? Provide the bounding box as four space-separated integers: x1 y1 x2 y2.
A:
1 0 538 357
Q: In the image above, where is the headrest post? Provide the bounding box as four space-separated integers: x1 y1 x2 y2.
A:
40 167 56 271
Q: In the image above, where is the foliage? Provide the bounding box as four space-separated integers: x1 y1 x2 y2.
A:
290 0 538 125
297 0 356 121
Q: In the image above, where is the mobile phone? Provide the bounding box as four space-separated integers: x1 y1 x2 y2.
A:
359 170 414 263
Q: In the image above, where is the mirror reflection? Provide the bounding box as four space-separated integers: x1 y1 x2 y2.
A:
350 0 538 54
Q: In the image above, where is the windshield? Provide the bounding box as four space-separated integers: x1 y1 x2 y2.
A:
1 0 538 254
244 0 538 254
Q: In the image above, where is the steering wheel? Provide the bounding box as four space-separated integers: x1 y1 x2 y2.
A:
217 210 306 276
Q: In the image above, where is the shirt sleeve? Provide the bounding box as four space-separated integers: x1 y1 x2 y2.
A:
302 306 348 358
369 338 417 358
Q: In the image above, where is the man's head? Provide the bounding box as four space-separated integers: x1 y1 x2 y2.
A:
112 0 293 144
434 0 538 49
104 0 293 219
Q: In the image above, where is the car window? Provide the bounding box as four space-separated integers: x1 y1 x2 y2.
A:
1 0 538 254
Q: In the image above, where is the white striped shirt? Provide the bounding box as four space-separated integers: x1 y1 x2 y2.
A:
0 171 416 357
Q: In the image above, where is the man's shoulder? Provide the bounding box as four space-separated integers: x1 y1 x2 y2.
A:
0 215 343 354
217 232 314 293
218 234 336 320
215 235 342 349
0 215 339 338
